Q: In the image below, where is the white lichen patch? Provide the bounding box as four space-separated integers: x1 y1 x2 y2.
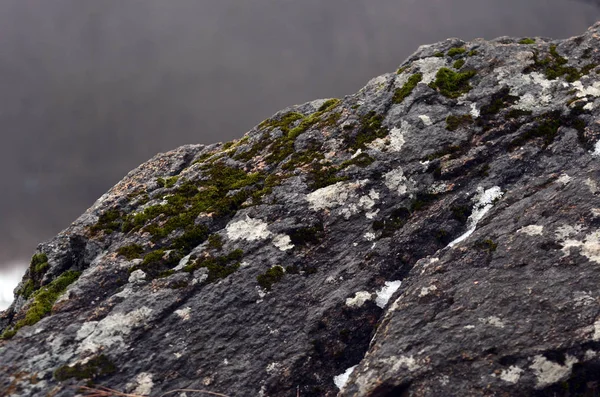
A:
390 355 421 372
585 178 598 194
572 80 600 98
128 269 146 284
306 180 364 211
272 234 294 251
584 102 595 110
419 285 438 297
500 71 556 111
557 174 572 185
358 190 380 213
364 232 376 241
427 182 448 195
384 167 408 196
174 307 191 321
419 115 433 126
375 280 402 308
593 319 600 341
470 103 480 118
127 372 154 396
479 316 505 328
561 230 600 263
266 362 282 375
346 291 373 308
226 216 271 241
76 307 153 354
530 354 578 388
414 57 448 84
518 225 544 236
498 366 524 383
334 365 358 390
448 186 504 248
555 224 586 241
389 121 410 151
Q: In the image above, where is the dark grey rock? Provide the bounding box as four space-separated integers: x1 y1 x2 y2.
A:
3 21 600 397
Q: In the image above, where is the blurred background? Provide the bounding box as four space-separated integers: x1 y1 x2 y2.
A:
1 0 599 309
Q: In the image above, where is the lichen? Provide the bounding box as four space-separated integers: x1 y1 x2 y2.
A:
525 44 597 83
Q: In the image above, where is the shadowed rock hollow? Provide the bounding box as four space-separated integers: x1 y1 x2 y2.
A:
3 22 600 397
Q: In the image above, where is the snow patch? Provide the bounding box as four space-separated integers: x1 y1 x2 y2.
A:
375 280 402 308
593 140 600 157
448 186 504 248
334 365 358 390
226 216 271 241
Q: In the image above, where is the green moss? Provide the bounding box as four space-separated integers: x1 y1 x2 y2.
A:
453 59 465 69
207 234 224 250
2 270 81 339
156 177 166 187
257 266 285 291
468 50 479 56
479 88 519 117
429 68 476 98
54 355 116 381
395 66 408 74
346 111 389 151
288 223 325 246
340 152 375 168
476 239 498 252
508 111 561 150
446 114 473 131
317 99 341 112
171 225 209 251
165 176 179 188
90 209 122 235
308 162 349 190
116 244 144 260
392 73 423 104
519 38 536 45
259 112 304 134
447 47 466 57
18 280 35 300
525 45 597 83
434 52 444 57
130 249 182 278
183 249 243 282
31 253 49 276
506 109 533 119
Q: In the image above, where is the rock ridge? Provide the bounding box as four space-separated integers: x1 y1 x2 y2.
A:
2 22 600 396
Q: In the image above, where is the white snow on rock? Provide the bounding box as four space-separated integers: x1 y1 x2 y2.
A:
593 140 600 157
334 365 358 390
226 216 271 241
448 186 504 248
375 281 402 308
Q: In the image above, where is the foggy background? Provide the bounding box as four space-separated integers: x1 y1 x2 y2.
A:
1 0 599 309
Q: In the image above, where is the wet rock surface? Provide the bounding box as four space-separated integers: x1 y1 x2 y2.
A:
3 22 600 397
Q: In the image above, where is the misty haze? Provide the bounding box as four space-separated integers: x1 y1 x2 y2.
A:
1 0 599 309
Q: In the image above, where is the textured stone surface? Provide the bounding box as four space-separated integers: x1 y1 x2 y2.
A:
3 22 600 397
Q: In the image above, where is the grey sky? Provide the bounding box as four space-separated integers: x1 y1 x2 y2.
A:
1 0 599 270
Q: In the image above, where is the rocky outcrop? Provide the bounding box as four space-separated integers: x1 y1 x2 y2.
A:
3 22 600 397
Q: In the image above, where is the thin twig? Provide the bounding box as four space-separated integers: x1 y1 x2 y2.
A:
76 385 231 397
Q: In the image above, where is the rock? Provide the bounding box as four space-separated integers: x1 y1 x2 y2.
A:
3 22 600 397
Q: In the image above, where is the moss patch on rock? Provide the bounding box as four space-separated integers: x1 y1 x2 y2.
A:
54 355 116 381
257 266 285 291
392 73 422 104
429 68 476 98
